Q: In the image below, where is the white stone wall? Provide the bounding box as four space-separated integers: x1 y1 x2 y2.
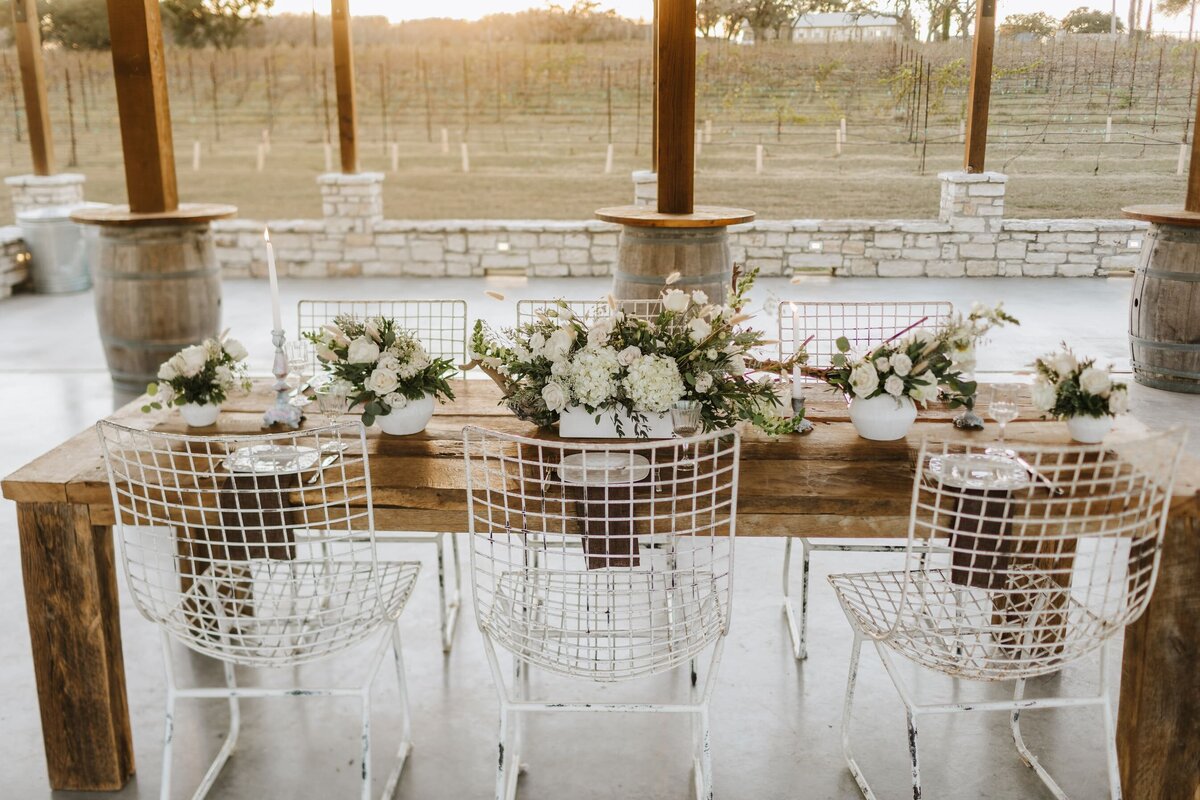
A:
213 216 1146 280
5 173 86 216
0 225 29 298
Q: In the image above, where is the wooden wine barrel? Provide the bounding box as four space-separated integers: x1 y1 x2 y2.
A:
88 222 223 396
596 205 755 305
1128 222 1200 393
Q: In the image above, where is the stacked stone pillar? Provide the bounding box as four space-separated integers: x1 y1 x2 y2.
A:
6 173 85 215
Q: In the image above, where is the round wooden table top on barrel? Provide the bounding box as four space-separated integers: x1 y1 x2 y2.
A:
1122 204 1200 227
71 202 238 227
595 205 756 228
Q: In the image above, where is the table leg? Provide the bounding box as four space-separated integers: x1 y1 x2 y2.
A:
1118 495 1200 800
17 502 135 791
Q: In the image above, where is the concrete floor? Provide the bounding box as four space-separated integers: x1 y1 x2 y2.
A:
0 275 1196 799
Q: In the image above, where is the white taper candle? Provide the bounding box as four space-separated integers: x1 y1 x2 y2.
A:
265 227 282 332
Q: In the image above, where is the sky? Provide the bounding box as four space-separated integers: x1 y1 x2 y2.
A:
270 1 1195 32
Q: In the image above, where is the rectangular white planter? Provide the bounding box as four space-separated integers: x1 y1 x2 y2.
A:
559 405 673 439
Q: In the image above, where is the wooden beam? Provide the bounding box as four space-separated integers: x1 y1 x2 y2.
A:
1187 88 1200 211
655 0 695 214
331 0 358 174
963 0 996 173
651 0 659 173
104 0 177 213
11 0 54 175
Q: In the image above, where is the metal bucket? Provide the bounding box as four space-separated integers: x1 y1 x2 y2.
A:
16 203 104 294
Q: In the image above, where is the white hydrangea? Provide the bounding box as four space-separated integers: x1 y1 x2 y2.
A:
567 346 620 408
622 354 685 413
1031 379 1058 412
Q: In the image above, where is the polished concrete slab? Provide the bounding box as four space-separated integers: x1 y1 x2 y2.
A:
0 275 1195 799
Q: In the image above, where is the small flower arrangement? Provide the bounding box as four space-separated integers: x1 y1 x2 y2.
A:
468 268 802 436
304 315 456 427
816 303 1019 408
1030 346 1129 418
142 334 251 412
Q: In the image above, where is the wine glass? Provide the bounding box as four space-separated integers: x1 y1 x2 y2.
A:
315 383 351 452
284 341 313 394
987 384 1020 455
671 400 702 472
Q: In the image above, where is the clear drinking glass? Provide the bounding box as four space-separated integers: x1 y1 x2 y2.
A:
284 341 313 392
671 400 702 472
315 383 351 452
987 384 1020 453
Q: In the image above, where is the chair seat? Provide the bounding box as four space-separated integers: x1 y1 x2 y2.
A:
483 568 725 682
828 568 1109 680
168 559 422 667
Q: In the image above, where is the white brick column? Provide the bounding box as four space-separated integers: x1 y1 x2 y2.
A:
5 173 86 217
938 170 1006 232
632 170 657 207
317 172 384 232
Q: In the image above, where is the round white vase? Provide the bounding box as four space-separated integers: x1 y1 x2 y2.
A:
180 402 220 427
1066 414 1113 444
848 394 917 441
375 393 435 436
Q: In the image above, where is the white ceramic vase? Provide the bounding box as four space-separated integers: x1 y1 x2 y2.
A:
1066 414 1113 444
375 393 435 436
848 394 917 441
180 402 220 428
559 405 674 439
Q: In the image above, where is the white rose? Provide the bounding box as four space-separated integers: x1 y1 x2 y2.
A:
542 328 574 362
550 360 569 376
617 345 642 367
179 345 209 377
223 338 248 362
1049 351 1078 378
1030 379 1058 412
383 392 409 411
688 317 712 343
889 353 913 377
873 356 891 373
695 372 714 393
528 331 546 356
347 336 381 364
157 360 177 381
691 290 708 305
848 363 880 398
662 289 690 313
1078 366 1112 398
587 317 614 347
1108 385 1129 414
884 374 905 397
541 381 568 412
366 367 399 395
376 353 401 372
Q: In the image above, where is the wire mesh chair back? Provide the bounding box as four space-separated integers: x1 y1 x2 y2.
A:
96 420 412 668
463 426 740 682
837 433 1185 681
297 299 469 371
515 298 662 327
778 301 953 380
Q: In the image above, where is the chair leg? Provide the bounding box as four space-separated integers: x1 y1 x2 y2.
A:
1010 679 1070 800
841 632 878 800
782 538 812 660
692 707 713 800
360 688 373 800
437 533 463 653
495 704 521 800
1099 645 1123 800
905 710 922 800
160 686 176 800
380 623 413 800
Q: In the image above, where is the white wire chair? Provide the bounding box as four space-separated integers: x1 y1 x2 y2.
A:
777 300 954 660
463 426 740 800
832 433 1186 800
297 298 467 652
96 420 421 800
515 297 662 326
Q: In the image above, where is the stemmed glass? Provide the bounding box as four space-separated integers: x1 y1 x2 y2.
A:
315 382 351 452
284 341 313 394
671 400 702 472
987 384 1020 455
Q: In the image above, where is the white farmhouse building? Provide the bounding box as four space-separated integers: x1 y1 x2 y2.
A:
739 12 908 44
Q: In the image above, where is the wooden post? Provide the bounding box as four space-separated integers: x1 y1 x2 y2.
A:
656 0 695 214
1186 87 1200 212
11 0 54 175
104 0 178 213
963 0 996 173
331 0 358 174
651 0 659 172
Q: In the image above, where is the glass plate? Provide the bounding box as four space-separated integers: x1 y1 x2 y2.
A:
925 453 1031 491
224 444 320 475
558 452 651 486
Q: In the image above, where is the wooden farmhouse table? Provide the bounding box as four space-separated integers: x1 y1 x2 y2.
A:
3 378 1197 796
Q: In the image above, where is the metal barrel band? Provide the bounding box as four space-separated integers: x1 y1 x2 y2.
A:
613 270 731 287
1129 336 1200 352
1137 267 1200 283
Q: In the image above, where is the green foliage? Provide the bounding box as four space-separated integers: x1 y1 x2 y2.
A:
162 0 274 50
42 0 111 50
1060 7 1123 33
998 12 1058 39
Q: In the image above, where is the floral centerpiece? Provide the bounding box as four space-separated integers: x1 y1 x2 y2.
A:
304 316 456 435
810 303 1019 440
1030 346 1128 443
142 334 251 427
468 269 801 438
